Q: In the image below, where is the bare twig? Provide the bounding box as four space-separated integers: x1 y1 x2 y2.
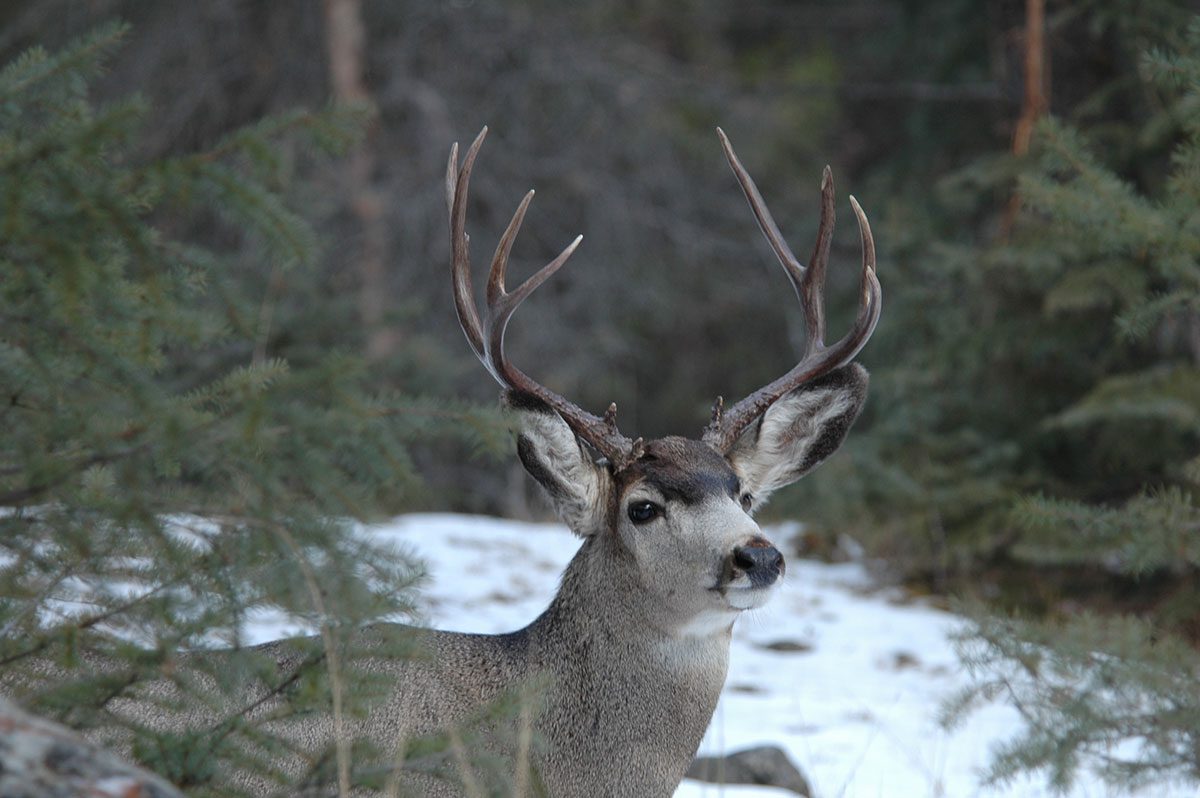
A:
268 521 352 798
447 727 485 798
512 691 533 798
382 717 410 798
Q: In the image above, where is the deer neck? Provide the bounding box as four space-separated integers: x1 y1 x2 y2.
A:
544 531 730 640
529 533 731 718
512 533 731 794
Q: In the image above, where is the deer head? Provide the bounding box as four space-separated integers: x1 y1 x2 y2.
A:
447 127 880 634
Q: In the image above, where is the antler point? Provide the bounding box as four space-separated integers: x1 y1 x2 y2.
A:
709 395 725 425
452 130 640 468
468 127 489 155
716 126 733 153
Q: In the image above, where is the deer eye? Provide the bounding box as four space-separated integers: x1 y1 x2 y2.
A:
740 493 754 512
627 501 662 525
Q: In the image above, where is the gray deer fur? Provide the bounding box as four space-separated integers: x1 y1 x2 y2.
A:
89 366 866 797
235 367 868 797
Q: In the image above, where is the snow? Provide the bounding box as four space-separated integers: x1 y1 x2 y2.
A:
239 513 1186 798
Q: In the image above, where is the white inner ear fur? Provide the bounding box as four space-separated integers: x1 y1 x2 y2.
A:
513 407 609 536
727 386 855 506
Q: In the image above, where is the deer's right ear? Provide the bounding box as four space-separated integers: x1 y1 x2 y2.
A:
505 391 611 536
724 365 868 509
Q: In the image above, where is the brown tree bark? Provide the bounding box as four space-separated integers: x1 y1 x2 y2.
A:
324 0 392 361
1003 0 1049 235
1012 0 1048 158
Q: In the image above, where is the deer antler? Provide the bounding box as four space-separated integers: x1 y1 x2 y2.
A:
702 128 882 453
447 127 645 471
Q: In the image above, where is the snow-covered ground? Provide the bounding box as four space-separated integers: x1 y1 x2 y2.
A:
240 514 1184 798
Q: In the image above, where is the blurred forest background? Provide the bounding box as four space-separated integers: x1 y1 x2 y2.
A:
2 0 1199 794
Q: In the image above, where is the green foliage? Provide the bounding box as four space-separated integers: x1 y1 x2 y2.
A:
945 608 1200 793
1012 488 1200 575
757 5 1200 793
789 2 1200 574
0 25 505 793
797 11 1200 795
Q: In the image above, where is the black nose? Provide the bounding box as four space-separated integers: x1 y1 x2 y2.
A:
732 539 785 586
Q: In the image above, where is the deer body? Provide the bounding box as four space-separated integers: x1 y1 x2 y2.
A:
251 434 780 796
377 529 733 796
103 127 880 797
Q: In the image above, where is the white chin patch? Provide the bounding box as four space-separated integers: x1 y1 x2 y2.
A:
726 583 778 611
679 608 740 638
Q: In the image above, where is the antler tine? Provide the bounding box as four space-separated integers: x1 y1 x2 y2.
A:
485 190 583 381
802 166 835 354
704 129 882 452
849 195 878 306
445 142 459 218
715 128 806 290
448 127 489 360
484 189 536 315
448 127 641 470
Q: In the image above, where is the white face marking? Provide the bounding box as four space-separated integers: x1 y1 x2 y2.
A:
617 487 780 637
677 607 740 638
725 582 780 611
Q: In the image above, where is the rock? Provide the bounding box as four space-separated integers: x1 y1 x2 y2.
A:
0 696 183 798
757 639 814 653
687 744 812 796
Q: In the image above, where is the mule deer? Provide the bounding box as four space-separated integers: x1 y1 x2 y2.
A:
105 127 880 797
322 126 880 796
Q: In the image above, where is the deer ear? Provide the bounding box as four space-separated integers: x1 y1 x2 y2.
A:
725 365 868 509
505 391 610 536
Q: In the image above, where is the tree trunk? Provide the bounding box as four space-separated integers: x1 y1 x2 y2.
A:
1012 0 1047 158
324 0 392 361
1003 0 1049 235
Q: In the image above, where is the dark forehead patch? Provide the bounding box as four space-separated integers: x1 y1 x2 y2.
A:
616 436 740 504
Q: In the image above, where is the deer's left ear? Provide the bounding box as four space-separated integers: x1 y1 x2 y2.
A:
725 365 868 509
505 390 611 536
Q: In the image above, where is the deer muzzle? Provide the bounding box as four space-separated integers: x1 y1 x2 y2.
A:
731 537 785 587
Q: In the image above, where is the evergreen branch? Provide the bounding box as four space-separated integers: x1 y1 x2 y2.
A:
0 557 75 640
256 518 351 798
180 106 365 167
0 582 172 669
0 26 427 792
1115 291 1199 341
0 441 150 507
0 21 128 100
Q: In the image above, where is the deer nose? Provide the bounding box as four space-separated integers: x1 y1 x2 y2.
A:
731 538 785 586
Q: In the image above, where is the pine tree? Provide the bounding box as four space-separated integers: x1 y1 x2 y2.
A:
0 24 505 795
781 1 1199 576
939 17 1200 794
761 3 1200 791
